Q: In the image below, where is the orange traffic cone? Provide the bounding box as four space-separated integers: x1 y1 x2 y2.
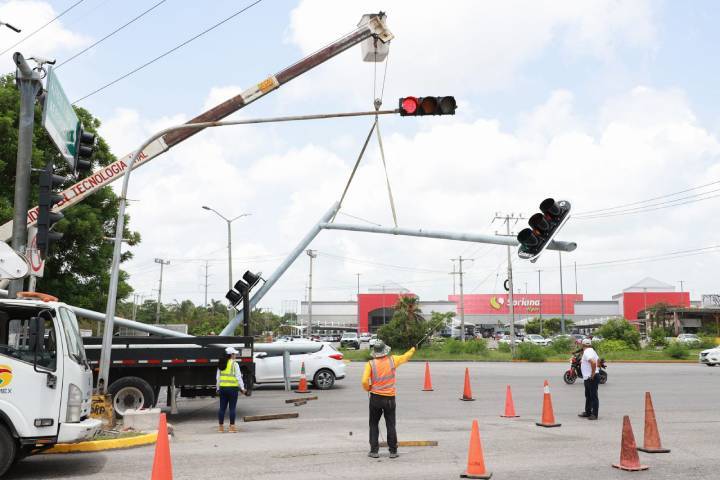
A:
422 362 433 391
612 415 648 471
500 385 519 418
295 362 310 393
459 368 475 401
460 420 492 479
535 380 560 427
637 392 670 453
151 413 173 480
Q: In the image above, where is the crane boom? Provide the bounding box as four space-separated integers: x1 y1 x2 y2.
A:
0 13 393 242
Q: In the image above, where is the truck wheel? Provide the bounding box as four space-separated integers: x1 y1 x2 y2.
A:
313 369 335 390
109 377 155 418
0 424 17 478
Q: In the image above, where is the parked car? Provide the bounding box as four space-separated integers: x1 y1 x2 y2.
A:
590 335 604 343
359 332 372 342
253 342 346 389
570 333 587 345
699 345 720 366
340 332 360 349
368 334 379 347
677 333 701 345
523 334 551 346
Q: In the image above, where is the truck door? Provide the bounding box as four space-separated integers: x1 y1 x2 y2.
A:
0 311 64 439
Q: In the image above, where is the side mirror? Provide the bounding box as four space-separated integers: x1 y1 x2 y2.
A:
28 316 45 357
255 352 267 359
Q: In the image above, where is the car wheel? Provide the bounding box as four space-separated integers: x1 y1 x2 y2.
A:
313 369 336 390
108 376 155 418
706 363 717 367
0 423 17 478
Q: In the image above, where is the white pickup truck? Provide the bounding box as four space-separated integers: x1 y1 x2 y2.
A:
0 292 101 477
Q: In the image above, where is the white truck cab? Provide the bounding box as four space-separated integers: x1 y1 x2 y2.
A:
0 292 101 476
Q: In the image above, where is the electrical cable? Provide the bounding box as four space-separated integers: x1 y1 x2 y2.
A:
574 189 720 219
73 0 264 103
0 0 85 56
55 0 168 69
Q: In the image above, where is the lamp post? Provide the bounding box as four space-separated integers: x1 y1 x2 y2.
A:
202 206 250 321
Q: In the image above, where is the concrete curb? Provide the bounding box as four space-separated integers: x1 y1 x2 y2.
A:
44 431 157 454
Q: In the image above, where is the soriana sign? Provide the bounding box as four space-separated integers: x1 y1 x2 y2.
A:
448 294 583 315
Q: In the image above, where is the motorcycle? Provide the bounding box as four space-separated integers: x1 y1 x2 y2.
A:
563 353 607 385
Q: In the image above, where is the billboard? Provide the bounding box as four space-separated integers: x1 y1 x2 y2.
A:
701 295 720 308
447 294 583 315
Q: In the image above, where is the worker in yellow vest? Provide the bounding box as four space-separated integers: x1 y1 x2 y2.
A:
216 347 246 433
361 340 415 458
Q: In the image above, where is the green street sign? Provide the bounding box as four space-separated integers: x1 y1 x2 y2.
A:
42 67 78 167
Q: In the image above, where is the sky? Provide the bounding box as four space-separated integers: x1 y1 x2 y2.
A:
2 0 720 315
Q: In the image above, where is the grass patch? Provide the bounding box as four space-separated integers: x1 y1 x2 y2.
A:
94 430 147 441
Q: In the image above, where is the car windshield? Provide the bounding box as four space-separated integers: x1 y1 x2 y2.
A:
58 307 87 365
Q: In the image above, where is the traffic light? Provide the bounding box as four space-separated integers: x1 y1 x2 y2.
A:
517 198 572 262
225 270 263 337
37 163 66 259
73 124 95 176
399 96 456 116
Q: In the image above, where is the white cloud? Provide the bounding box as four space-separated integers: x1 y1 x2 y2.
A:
0 1 90 70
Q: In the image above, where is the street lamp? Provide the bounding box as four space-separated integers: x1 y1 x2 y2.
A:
202 206 251 321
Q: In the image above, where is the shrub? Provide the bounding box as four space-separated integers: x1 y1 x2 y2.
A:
595 339 630 354
699 336 718 349
665 341 690 359
443 339 465 354
463 338 489 355
597 319 641 349
516 342 548 362
550 337 574 354
649 328 670 348
498 342 511 353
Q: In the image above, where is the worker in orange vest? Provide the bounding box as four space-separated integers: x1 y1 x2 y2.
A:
361 340 415 458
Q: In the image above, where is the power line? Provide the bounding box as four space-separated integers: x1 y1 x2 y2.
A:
0 0 86 56
574 179 720 217
575 188 720 219
72 0 264 103
56 0 168 69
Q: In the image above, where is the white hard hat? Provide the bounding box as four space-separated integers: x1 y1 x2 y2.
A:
581 338 592 346
225 346 239 355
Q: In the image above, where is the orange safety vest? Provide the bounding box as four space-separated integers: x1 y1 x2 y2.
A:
369 356 396 396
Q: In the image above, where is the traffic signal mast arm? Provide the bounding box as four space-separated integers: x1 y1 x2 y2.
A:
0 13 394 242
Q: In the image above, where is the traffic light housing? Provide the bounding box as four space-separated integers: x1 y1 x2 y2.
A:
37 163 66 259
517 198 572 262
73 124 95 176
225 270 263 337
399 96 456 116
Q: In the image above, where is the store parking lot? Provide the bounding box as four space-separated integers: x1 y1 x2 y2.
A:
8 362 720 480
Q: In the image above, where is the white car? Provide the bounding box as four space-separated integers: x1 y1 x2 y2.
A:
359 332 372 342
253 342 346 389
523 334 551 346
368 334 379 347
677 333 701 345
699 346 720 366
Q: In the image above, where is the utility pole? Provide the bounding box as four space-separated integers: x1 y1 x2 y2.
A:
559 251 566 334
8 53 42 298
678 280 684 292
450 259 457 296
306 249 317 338
203 260 210 306
537 269 543 335
494 213 526 354
574 261 578 295
154 258 170 324
451 256 474 341
355 273 361 332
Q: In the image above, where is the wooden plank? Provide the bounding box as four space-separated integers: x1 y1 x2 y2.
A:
242 412 299 422
293 400 307 406
285 396 318 403
379 440 438 447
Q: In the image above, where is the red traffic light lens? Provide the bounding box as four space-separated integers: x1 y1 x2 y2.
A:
401 97 419 115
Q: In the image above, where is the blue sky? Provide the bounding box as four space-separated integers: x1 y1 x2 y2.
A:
2 0 720 313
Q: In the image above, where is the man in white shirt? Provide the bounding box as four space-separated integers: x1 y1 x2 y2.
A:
577 338 600 420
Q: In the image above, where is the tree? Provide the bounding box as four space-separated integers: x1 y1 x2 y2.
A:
377 296 443 350
525 317 574 336
0 74 139 310
597 318 640 349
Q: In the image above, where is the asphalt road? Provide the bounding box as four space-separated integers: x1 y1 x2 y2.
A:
8 362 720 480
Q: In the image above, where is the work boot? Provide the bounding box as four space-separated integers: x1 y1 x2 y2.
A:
368 452 380 458
578 412 590 418
218 425 225 433
228 424 238 433
587 415 598 420
389 451 399 459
